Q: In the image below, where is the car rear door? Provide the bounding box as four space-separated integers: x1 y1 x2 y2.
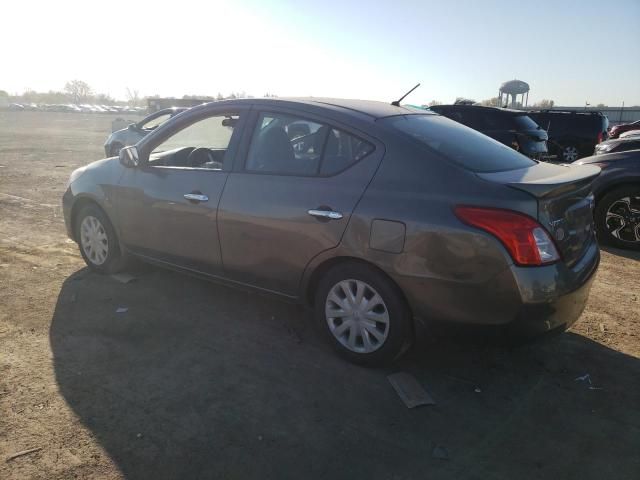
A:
217 108 383 296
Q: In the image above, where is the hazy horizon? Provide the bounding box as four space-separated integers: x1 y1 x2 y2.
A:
4 0 639 106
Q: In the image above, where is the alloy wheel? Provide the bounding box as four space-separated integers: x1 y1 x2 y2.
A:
80 215 109 265
605 196 640 243
325 279 390 354
562 145 579 162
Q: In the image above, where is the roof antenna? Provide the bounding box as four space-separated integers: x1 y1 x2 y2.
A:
391 83 421 107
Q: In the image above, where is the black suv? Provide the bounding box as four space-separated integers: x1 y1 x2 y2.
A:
429 105 548 159
527 110 609 162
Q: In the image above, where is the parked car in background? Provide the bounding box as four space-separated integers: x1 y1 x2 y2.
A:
609 120 640 139
574 149 640 250
594 137 640 156
527 110 609 162
429 104 548 159
619 130 640 139
103 107 187 157
64 98 600 365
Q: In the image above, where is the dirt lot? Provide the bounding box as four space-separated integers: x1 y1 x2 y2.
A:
1 111 639 479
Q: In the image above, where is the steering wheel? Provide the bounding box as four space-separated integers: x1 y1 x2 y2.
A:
291 132 315 153
186 148 215 168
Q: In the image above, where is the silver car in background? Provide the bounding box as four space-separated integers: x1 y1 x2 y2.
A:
104 107 187 157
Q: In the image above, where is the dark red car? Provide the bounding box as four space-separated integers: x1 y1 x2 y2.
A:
609 120 640 139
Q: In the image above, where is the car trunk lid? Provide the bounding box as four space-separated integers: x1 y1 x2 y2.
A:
477 162 600 266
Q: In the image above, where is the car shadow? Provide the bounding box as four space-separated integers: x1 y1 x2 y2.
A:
50 267 640 480
601 245 640 261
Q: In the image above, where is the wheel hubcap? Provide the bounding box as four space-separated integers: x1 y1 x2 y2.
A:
605 196 640 243
325 279 390 354
563 146 579 162
80 216 109 265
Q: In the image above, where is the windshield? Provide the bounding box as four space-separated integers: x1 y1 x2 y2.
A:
382 114 536 172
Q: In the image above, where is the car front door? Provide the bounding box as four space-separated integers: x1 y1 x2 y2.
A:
114 108 247 275
217 109 383 296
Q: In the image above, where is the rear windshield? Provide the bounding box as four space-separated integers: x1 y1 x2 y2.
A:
382 114 536 173
514 115 540 130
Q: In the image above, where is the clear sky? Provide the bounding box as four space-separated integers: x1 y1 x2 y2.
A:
3 0 639 106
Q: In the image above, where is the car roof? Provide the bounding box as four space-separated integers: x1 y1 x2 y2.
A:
528 109 605 116
431 104 525 115
195 97 424 120
156 107 188 114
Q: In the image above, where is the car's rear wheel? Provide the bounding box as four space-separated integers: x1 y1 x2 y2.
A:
75 204 127 273
314 262 412 366
595 186 640 250
561 145 580 162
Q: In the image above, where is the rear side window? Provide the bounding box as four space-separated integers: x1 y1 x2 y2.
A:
383 114 536 173
320 128 374 175
246 112 374 176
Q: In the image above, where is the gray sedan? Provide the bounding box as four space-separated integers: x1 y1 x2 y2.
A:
63 98 600 365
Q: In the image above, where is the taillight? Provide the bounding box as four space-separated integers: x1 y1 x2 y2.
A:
454 206 560 266
597 132 603 144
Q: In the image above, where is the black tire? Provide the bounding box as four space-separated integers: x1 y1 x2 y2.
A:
595 185 640 250
74 203 127 273
110 143 123 157
314 262 413 366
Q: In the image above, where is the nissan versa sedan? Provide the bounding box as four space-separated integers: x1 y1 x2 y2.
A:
63 98 601 365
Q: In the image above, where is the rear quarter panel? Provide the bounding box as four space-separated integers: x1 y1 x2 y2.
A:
315 138 538 324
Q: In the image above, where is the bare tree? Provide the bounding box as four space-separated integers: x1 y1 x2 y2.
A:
126 87 140 107
533 99 555 109
64 80 92 104
479 97 501 107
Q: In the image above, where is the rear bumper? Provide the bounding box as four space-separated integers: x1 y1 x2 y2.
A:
508 241 599 335
397 240 599 335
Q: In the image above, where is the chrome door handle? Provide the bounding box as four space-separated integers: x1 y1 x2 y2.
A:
308 209 343 220
184 193 209 202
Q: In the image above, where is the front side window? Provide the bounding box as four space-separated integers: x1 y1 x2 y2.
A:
245 112 373 176
149 114 240 170
383 114 536 173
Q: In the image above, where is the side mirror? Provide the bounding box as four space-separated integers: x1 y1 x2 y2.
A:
119 145 140 167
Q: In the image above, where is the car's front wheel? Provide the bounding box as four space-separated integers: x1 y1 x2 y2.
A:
314 262 412 366
75 204 127 273
595 186 640 250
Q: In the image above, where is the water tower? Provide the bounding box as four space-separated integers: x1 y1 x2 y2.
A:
499 79 529 108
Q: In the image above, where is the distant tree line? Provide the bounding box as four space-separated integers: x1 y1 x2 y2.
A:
7 80 130 106
3 80 261 107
